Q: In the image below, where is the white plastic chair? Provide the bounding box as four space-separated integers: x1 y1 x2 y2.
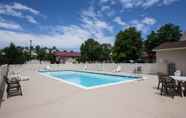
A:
46 65 51 70
84 65 88 70
174 70 181 76
114 65 121 72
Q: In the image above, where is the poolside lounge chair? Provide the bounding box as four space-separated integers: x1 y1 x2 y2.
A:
84 65 88 70
46 65 51 70
8 71 29 81
114 65 121 72
4 76 22 98
41 65 51 71
19 76 29 81
0 77 5 106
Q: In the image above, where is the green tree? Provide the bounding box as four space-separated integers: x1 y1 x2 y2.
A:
144 23 182 62
37 48 47 63
0 50 6 65
35 45 41 53
112 27 143 63
35 45 58 63
145 23 182 52
2 43 26 64
52 46 57 51
157 23 182 42
144 31 159 53
80 38 102 62
99 43 112 62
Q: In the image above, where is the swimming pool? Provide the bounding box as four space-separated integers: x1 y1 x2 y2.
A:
40 70 139 89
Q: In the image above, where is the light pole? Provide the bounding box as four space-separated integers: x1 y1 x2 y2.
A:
110 52 112 63
29 40 32 60
1 52 5 64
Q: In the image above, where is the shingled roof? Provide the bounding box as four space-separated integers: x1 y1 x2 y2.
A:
153 40 186 51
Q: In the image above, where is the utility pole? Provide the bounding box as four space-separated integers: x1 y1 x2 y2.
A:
30 40 32 60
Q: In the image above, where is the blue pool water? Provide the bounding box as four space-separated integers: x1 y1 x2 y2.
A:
40 70 138 89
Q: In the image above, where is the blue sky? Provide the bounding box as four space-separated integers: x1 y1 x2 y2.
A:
0 0 185 50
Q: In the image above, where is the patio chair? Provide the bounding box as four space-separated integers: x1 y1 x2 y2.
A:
114 65 121 72
168 76 185 97
183 82 186 96
4 76 22 98
45 65 51 70
173 79 186 97
134 66 142 74
157 72 168 89
160 76 177 97
84 65 88 70
174 70 181 76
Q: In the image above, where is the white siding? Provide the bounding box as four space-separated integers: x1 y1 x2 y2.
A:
156 49 186 75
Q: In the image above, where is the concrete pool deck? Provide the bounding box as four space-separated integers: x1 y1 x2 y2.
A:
0 67 186 118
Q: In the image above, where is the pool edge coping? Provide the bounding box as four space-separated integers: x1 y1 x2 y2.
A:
39 70 143 90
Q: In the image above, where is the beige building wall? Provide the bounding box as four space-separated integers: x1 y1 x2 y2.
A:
156 49 186 75
64 57 77 64
58 57 77 64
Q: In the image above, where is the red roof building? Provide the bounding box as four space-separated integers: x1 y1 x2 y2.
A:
54 51 80 58
53 51 80 63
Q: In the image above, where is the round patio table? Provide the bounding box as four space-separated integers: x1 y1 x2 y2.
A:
170 76 186 81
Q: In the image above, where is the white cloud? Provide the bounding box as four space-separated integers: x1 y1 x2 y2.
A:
113 16 156 34
99 0 180 9
81 6 97 18
100 0 110 3
0 29 86 48
11 2 39 15
25 16 38 24
82 16 112 31
101 5 110 11
0 2 40 24
131 20 145 31
0 25 113 49
0 19 22 30
113 16 128 26
100 0 115 5
129 17 157 34
80 17 113 41
142 17 156 25
0 7 22 17
163 0 178 5
0 2 39 16
142 0 159 7
0 4 114 49
80 5 113 39
0 1 159 49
